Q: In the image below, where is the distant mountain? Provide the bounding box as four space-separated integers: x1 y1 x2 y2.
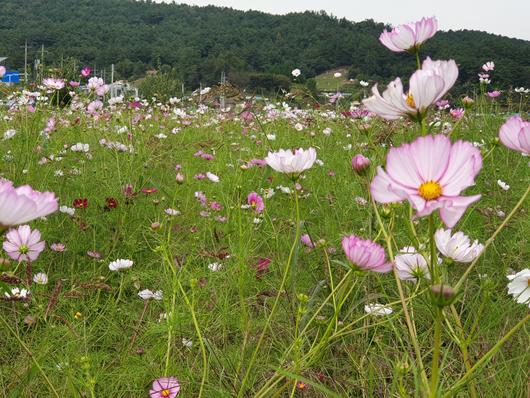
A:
0 0 528 90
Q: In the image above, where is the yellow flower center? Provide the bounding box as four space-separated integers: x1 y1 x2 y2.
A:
418 181 442 201
161 389 171 397
406 92 416 108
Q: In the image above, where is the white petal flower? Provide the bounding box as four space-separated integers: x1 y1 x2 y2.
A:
364 303 393 316
138 289 154 300
394 248 430 281
435 229 484 263
208 262 222 271
265 148 317 175
506 269 530 307
206 172 220 183
497 179 510 191
109 259 133 271
33 272 49 285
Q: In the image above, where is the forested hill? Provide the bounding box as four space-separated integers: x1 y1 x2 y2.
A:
0 0 529 89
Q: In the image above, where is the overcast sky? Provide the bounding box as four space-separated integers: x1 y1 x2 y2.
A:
153 0 530 40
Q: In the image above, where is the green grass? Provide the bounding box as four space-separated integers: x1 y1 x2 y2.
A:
0 96 528 397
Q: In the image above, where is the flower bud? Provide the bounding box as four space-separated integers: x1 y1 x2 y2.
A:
430 284 456 307
351 154 370 173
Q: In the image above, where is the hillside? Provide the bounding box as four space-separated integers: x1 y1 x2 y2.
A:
0 0 529 90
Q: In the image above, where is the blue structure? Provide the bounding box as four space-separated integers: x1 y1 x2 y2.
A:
2 71 20 83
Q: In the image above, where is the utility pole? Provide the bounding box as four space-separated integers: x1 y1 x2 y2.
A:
19 40 32 84
220 70 226 110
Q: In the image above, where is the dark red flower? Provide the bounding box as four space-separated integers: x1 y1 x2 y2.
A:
254 257 271 278
105 197 119 209
73 198 88 208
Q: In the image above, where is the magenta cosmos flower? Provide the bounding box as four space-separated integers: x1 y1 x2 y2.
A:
265 148 316 176
363 58 458 121
351 154 370 173
247 192 264 213
0 181 58 227
371 135 482 228
342 235 392 273
3 225 45 262
379 16 438 52
149 377 180 398
81 66 91 78
499 116 530 154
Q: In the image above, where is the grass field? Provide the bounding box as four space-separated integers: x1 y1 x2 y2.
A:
0 87 528 398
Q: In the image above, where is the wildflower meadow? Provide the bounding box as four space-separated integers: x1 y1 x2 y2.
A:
0 15 529 398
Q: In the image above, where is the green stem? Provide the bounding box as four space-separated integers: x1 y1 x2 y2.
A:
445 314 530 397
449 305 478 398
237 185 301 397
420 117 428 135
371 199 430 391
455 183 530 291
0 315 60 397
429 307 443 397
429 214 438 283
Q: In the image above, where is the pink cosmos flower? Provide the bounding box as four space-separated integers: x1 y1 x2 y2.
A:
363 58 458 120
81 66 92 78
42 78 65 90
351 154 370 173
449 108 465 120
87 100 103 114
371 135 482 228
436 99 450 110
69 81 80 88
247 192 264 213
3 225 45 262
0 181 58 227
249 159 267 168
300 234 315 248
342 235 392 273
50 243 65 252
0 66 5 78
149 377 180 398
499 115 530 154
482 61 495 72
379 16 438 52
487 90 501 98
265 148 317 176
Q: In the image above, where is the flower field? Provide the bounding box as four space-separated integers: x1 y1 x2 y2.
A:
0 16 529 398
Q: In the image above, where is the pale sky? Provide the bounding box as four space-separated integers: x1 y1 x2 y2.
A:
153 0 530 41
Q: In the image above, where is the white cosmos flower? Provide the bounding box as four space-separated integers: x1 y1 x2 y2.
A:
109 258 133 271
208 262 222 271
33 272 49 285
364 303 393 316
497 179 510 191
71 143 90 153
435 229 484 263
4 287 30 299
394 247 430 281
359 80 369 87
266 134 276 140
265 148 316 175
363 58 458 120
3 129 16 140
206 172 219 183
59 206 75 216
165 208 181 216
506 269 530 307
138 289 163 300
